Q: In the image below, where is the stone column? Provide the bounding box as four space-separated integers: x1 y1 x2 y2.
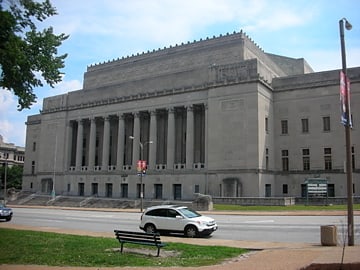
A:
166 107 175 169
149 110 157 169
116 114 125 170
102 116 110 170
186 105 194 169
132 112 140 166
64 121 73 170
88 117 96 170
75 119 84 170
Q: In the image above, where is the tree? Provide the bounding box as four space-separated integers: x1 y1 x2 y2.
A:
0 164 23 190
0 0 68 110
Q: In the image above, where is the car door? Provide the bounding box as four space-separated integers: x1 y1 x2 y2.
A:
163 209 187 232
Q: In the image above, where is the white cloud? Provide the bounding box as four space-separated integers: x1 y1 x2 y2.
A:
0 89 27 146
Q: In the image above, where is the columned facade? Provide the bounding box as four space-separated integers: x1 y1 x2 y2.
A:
66 104 206 174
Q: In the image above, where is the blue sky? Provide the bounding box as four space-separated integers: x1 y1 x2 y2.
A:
1 0 359 147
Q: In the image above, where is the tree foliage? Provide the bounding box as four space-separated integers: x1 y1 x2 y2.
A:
0 164 23 190
0 0 68 110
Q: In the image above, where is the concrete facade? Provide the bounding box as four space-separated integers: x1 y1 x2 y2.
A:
0 135 25 167
22 31 360 201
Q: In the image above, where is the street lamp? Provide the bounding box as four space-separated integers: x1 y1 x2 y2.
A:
129 136 153 212
3 158 7 206
339 17 354 246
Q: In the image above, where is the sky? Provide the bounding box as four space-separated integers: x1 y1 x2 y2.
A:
1 0 360 147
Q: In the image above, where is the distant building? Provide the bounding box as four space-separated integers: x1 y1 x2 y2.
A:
0 135 25 167
22 31 359 200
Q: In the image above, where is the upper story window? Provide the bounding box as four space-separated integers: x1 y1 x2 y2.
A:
32 142 36 151
281 149 289 171
324 148 332 170
281 120 288 135
302 148 310 171
301 118 309 133
323 116 331 132
265 117 269 133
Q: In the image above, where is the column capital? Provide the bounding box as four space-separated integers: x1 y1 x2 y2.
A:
186 105 194 111
167 107 175 114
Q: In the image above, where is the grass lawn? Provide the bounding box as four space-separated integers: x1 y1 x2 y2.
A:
0 228 247 267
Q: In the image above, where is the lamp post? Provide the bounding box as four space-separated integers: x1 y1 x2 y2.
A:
129 136 153 212
3 157 7 206
339 17 354 246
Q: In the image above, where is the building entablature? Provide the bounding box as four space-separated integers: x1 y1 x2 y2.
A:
272 67 360 92
41 59 274 114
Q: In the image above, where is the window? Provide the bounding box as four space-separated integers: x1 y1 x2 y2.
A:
323 116 330 132
301 118 309 133
31 161 35 175
281 120 288 135
324 148 332 170
194 184 200 193
302 149 310 171
265 117 269 133
32 142 36 151
265 148 269 170
282 150 289 171
282 184 288 194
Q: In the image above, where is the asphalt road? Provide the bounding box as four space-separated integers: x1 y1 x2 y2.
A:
6 207 360 244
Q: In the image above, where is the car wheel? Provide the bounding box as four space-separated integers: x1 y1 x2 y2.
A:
144 223 156 234
5 216 12 222
185 225 198 238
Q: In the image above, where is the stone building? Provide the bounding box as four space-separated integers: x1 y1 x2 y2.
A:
22 31 360 200
0 135 25 167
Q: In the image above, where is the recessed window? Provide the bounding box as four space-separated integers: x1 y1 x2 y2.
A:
324 148 332 170
281 120 288 135
301 118 309 133
323 116 330 132
302 149 310 171
282 150 289 171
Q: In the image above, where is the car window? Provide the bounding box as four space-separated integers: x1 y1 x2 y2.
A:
146 208 167 217
167 209 178 218
177 208 201 218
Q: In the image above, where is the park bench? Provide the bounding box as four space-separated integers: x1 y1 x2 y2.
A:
114 229 166 257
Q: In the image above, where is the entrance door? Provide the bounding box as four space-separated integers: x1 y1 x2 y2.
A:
154 184 163 199
265 184 271 197
106 183 113 198
78 183 85 196
173 184 181 200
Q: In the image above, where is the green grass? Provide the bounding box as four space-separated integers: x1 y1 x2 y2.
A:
0 228 247 267
213 204 360 211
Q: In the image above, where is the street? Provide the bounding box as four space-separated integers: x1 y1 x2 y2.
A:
5 207 360 244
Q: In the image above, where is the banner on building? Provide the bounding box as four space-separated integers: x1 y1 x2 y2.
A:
340 71 352 127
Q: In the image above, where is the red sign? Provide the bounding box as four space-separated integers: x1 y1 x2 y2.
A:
137 160 147 173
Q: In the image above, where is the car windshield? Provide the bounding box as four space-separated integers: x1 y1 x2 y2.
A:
177 207 201 218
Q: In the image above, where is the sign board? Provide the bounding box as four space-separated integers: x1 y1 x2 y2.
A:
305 178 328 205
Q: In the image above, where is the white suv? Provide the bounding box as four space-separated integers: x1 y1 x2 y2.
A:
139 205 217 237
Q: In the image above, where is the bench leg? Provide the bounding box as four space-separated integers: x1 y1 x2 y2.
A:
157 247 160 257
120 242 124 253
